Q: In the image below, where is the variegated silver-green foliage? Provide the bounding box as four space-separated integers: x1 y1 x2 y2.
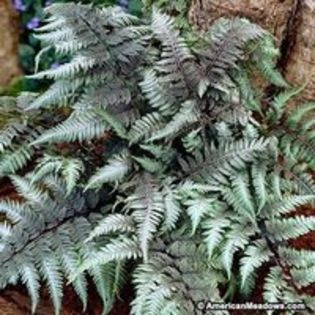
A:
0 94 42 177
80 166 315 313
131 231 226 315
28 2 149 144
0 175 126 315
0 2 314 315
31 154 84 195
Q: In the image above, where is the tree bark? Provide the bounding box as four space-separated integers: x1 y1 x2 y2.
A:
189 0 315 103
283 0 315 102
0 0 21 86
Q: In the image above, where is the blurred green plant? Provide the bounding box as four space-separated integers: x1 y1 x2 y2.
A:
0 77 43 96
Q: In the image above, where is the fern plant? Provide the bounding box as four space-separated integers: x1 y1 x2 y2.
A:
0 174 125 314
0 2 314 314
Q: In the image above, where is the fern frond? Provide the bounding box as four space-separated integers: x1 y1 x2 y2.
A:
39 255 63 315
86 152 131 190
78 236 141 273
221 225 252 278
240 240 271 288
87 214 135 242
254 36 288 87
252 162 268 210
0 146 34 177
291 265 315 288
140 70 177 116
88 262 127 314
149 100 200 141
31 155 63 183
61 158 84 195
26 80 81 110
151 9 202 97
0 199 27 224
28 3 147 112
287 102 315 129
20 264 41 313
0 122 27 153
263 266 286 303
267 216 315 241
263 194 315 217
202 215 230 258
133 156 165 173
267 87 304 124
279 247 315 268
132 233 225 315
184 198 216 234
129 112 164 143
232 68 260 113
182 129 202 153
229 172 256 220
9 175 48 205
32 155 84 195
0 185 104 314
162 185 182 231
199 18 264 92
179 138 271 182
31 111 108 144
127 174 165 261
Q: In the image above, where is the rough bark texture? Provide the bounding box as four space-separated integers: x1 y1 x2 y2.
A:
0 0 21 86
189 0 296 43
283 0 315 102
189 0 315 103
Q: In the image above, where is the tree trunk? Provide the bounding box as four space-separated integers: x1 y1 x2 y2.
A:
189 0 315 103
0 0 21 86
283 0 315 102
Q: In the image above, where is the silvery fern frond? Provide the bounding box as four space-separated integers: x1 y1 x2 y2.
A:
86 152 131 189
179 138 271 183
151 9 203 99
31 110 109 145
149 100 200 141
198 18 265 93
127 173 165 262
131 232 226 315
0 175 121 314
31 155 84 195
